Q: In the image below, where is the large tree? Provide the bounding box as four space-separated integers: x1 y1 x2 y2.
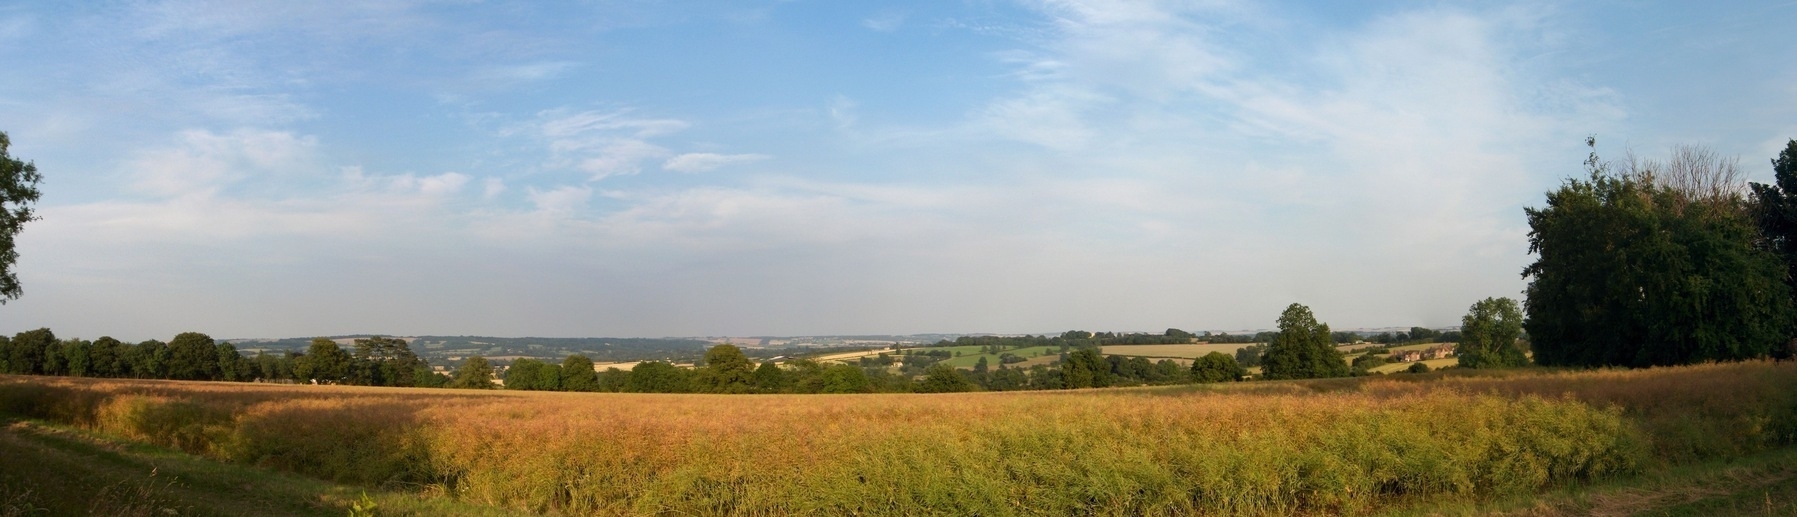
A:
4 328 55 375
915 363 976 393
1525 141 1792 367
692 344 755 394
0 131 42 304
1456 297 1527 369
1259 303 1349 380
166 332 222 380
559 354 599 392
449 356 497 389
1750 139 1797 357
294 338 351 384
1189 352 1245 383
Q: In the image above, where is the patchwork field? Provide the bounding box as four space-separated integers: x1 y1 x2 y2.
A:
1 362 1795 515
1101 343 1255 359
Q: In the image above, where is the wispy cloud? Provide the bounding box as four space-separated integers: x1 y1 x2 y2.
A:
863 10 907 32
662 153 770 173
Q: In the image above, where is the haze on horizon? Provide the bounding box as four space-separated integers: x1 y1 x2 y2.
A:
1 1 1793 342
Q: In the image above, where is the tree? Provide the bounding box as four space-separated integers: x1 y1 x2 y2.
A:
915 363 976 393
1234 344 1267 368
128 339 169 379
449 356 497 389
351 336 425 387
625 361 688 393
597 367 629 392
1457 297 1527 369
5 328 53 374
89 337 125 377
559 354 599 392
165 332 222 381
1189 352 1245 383
1060 348 1110 389
1407 362 1431 374
1526 140 1793 367
0 131 42 304
1259 303 1349 380
215 342 247 381
1750 139 1797 355
751 361 790 392
59 339 91 377
692 344 755 393
818 364 871 394
294 338 351 384
505 359 548 390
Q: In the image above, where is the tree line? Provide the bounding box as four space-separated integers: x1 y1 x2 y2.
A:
0 330 461 388
496 343 1252 394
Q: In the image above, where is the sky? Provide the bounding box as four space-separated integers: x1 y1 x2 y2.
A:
2 0 1795 341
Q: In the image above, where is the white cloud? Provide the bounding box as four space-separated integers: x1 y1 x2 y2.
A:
482 177 506 199
527 184 593 216
863 10 907 32
127 129 317 196
662 153 770 173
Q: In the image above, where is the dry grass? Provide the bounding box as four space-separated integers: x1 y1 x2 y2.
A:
1 361 1794 516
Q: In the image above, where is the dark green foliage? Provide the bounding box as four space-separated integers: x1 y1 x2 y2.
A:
349 336 429 387
505 359 559 391
1189 352 1244 383
597 367 629 392
625 361 688 393
752 361 789 392
0 131 42 303
449 356 497 389
818 364 871 393
1260 303 1349 380
4 328 53 374
213 343 245 381
1750 139 1797 325
693 344 755 393
1525 141 1793 367
128 340 168 379
1060 348 1110 389
294 338 351 384
1234 344 1267 368
166 332 221 381
1457 297 1528 369
88 337 125 377
915 363 976 393
559 354 599 392
1407 362 1431 373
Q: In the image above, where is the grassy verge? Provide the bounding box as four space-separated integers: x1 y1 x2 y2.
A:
0 417 504 517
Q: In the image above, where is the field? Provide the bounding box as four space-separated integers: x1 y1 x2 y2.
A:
3 362 1796 515
1101 343 1256 359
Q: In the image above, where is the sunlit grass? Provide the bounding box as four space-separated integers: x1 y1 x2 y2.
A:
1 361 1793 515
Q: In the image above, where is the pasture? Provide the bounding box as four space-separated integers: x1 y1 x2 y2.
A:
1 362 1795 515
1101 343 1253 359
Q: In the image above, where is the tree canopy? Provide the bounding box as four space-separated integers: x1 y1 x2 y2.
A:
1456 297 1527 369
0 131 42 304
1259 303 1348 380
1525 140 1793 367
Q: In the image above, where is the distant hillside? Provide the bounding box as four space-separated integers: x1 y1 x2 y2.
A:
226 335 712 365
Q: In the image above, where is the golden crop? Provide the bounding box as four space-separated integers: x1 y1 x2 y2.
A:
3 361 1794 516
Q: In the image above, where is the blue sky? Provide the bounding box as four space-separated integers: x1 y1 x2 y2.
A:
2 0 1794 340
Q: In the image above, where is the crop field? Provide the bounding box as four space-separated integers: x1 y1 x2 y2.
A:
2 362 1796 515
1368 358 1459 374
938 345 1060 368
1101 343 1254 359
